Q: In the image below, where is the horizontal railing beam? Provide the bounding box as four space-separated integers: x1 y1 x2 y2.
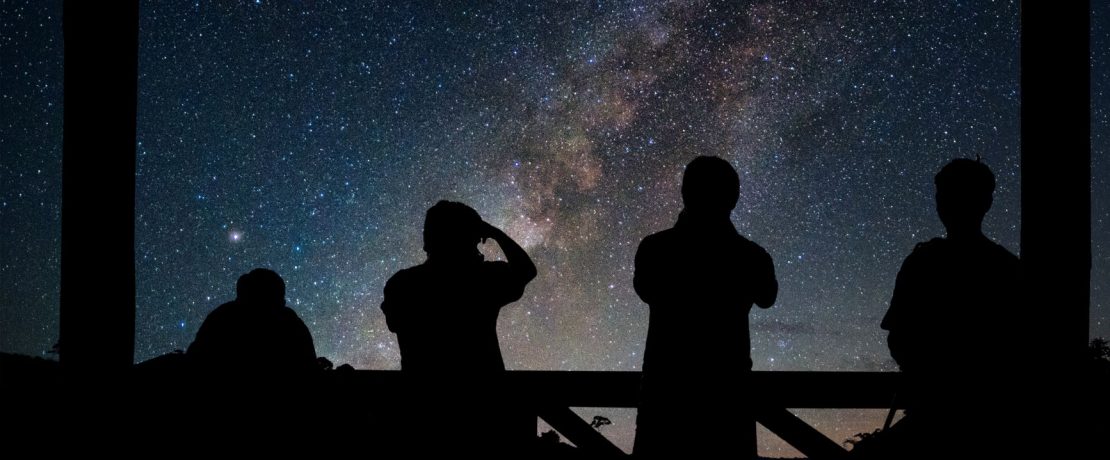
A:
336 370 901 409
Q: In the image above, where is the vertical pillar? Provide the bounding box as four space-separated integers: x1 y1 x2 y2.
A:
1020 2 1090 456
60 0 139 372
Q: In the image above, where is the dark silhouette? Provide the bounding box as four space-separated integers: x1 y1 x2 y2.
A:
382 200 537 372
1089 338 1110 457
173 269 325 453
632 156 778 459
381 200 537 455
589 415 612 431
187 268 318 374
878 159 1023 458
533 430 580 459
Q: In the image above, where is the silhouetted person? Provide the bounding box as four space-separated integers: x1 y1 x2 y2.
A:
381 200 537 455
181 269 321 449
879 159 1022 459
187 268 318 374
632 156 778 459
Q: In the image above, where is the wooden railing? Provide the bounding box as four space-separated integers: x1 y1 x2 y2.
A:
3 354 901 457
338 370 900 458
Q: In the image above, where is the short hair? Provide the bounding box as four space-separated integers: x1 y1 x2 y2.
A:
423 200 483 254
236 268 286 305
935 158 995 196
934 158 995 220
681 156 741 212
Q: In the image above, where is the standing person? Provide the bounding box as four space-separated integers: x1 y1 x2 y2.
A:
381 200 537 455
879 158 1021 459
632 156 778 458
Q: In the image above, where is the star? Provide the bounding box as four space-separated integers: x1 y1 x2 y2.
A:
3 2 1109 457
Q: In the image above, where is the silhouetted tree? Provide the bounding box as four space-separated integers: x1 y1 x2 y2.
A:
590 415 612 431
1089 338 1109 365
845 429 883 448
1089 337 1110 457
533 429 579 459
1087 338 1109 405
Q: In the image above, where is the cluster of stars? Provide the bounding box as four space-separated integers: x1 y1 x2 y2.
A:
3 0 1109 456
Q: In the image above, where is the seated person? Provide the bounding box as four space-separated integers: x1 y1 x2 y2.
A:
187 268 317 374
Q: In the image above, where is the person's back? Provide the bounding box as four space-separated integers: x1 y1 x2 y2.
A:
190 302 316 372
383 259 523 373
380 200 537 456
188 269 317 374
879 159 1023 459
633 156 777 459
183 269 319 445
636 223 775 374
883 236 1019 384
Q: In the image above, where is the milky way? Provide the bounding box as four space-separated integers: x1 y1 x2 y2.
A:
3 0 1108 456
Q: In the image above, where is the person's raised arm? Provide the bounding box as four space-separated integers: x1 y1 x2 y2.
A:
481 221 537 286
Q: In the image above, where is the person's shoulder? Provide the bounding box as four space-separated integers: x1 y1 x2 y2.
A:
736 234 771 256
895 238 947 272
640 227 681 247
908 237 947 258
915 236 947 251
277 305 309 324
386 265 425 287
205 300 239 319
634 229 680 261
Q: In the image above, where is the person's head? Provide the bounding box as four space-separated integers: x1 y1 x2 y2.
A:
423 200 484 261
236 268 286 307
934 158 995 234
681 156 741 217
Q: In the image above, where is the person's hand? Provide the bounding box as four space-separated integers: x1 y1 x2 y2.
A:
478 221 502 243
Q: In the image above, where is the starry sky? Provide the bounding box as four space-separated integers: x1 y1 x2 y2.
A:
2 0 1109 456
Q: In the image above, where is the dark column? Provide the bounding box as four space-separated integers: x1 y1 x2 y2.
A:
59 1 139 372
1020 1 1090 456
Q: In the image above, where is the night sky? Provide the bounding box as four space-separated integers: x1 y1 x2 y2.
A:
2 0 1108 456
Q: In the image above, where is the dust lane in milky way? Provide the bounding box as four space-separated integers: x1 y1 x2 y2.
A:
129 1 1026 376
